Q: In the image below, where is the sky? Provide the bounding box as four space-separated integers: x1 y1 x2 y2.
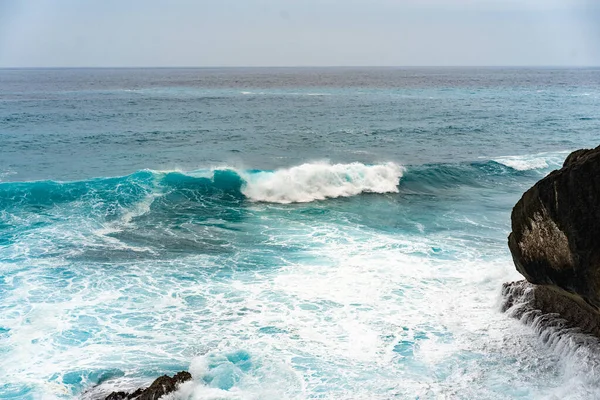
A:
0 0 599 67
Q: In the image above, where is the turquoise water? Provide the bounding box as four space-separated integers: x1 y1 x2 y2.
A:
1 68 600 399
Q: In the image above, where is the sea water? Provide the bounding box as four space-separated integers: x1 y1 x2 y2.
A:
1 68 600 399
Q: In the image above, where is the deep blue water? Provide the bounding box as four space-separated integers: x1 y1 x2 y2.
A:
1 68 600 399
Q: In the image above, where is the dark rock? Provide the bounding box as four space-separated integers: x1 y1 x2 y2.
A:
563 148 594 167
104 371 192 400
508 145 600 310
137 372 192 400
128 389 144 399
105 392 128 400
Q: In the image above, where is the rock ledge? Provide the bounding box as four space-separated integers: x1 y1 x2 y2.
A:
502 280 600 338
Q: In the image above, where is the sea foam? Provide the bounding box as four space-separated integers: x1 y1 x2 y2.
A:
239 162 404 203
492 151 569 171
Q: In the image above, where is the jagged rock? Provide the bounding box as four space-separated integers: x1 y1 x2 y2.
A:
508 145 600 310
104 371 192 400
105 392 129 400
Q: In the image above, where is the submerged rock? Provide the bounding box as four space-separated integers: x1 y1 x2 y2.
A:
508 145 600 311
104 371 192 400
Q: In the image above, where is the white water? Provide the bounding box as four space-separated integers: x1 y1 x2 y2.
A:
492 151 570 171
4 155 600 399
240 162 404 203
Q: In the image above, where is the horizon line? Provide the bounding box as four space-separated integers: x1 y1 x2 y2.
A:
1 65 600 70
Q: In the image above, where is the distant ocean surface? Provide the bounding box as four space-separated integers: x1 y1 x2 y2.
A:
1 68 600 399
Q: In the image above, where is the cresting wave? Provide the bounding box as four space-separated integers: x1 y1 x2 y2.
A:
0 153 568 209
0 162 405 208
0 152 564 208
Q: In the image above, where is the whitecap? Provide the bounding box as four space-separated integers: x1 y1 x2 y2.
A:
238 162 404 203
493 151 570 171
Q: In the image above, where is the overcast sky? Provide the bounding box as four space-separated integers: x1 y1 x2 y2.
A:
1 0 599 67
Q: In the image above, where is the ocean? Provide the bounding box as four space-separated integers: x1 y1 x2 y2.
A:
1 67 599 399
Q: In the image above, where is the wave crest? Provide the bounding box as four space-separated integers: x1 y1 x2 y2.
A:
492 151 569 171
239 162 404 203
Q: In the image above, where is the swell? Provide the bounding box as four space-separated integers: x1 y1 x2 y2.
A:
0 163 402 210
395 152 565 195
0 153 565 211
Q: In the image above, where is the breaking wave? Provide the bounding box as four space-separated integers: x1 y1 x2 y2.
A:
0 153 570 211
240 162 404 203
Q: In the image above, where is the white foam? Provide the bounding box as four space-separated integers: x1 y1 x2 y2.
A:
152 219 576 399
239 162 404 203
2 209 596 399
493 151 570 171
495 157 549 171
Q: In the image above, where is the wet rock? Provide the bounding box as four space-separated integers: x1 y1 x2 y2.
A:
104 371 192 400
508 145 600 310
502 280 600 337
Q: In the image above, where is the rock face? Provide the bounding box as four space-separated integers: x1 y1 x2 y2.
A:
508 145 600 311
105 371 192 400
